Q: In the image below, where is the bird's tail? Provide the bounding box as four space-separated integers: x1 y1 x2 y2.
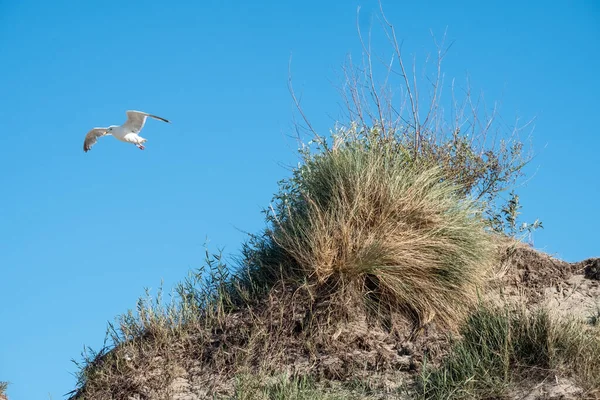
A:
125 135 147 145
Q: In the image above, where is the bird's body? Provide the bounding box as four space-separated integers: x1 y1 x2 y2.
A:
83 110 170 152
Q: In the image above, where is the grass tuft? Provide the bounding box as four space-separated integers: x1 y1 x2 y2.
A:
418 304 600 399
263 139 494 329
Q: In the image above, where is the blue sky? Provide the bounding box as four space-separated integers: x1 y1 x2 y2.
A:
0 0 598 398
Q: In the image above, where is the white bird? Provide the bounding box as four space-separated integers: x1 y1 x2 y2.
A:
83 110 170 152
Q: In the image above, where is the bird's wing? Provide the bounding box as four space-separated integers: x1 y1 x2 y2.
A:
83 128 110 152
123 110 170 133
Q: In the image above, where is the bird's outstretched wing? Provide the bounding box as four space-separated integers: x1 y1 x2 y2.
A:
123 110 170 133
83 128 110 152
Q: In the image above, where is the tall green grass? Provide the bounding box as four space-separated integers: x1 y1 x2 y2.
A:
418 304 600 399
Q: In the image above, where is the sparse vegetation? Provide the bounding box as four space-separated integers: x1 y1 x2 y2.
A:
289 3 539 237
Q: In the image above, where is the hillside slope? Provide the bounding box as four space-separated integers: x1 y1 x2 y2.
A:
68 131 600 400
68 242 600 399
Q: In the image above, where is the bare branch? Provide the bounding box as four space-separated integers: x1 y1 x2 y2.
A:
378 0 421 156
287 53 322 148
356 6 387 138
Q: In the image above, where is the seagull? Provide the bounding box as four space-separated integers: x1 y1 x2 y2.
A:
83 110 170 152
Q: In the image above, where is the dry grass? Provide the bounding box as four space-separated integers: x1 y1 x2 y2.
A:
268 140 495 329
69 279 421 399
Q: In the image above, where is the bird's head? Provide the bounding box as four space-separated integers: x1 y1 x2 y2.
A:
107 125 117 133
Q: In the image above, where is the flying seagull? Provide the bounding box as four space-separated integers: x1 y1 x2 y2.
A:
83 110 170 152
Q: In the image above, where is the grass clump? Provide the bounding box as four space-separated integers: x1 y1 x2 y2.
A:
250 134 494 329
418 304 600 399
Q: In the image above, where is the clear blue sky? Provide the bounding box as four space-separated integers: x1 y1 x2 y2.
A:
0 0 598 398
